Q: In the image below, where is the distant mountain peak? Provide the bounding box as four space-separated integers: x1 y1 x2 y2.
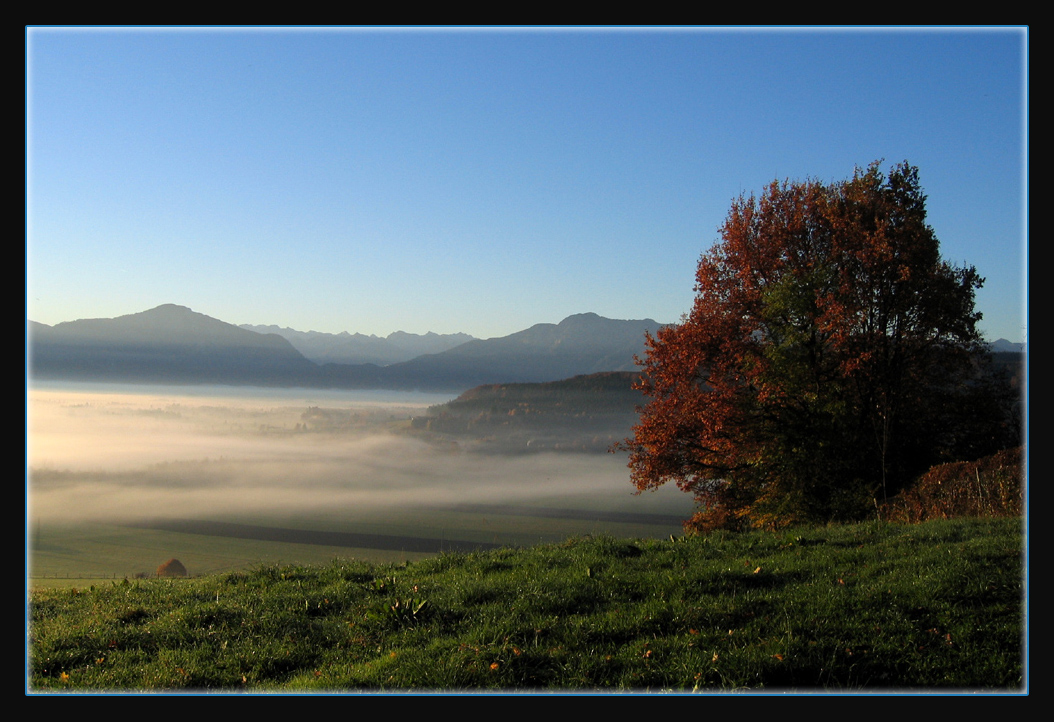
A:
30 303 315 386
989 338 1025 353
125 303 198 320
557 311 659 327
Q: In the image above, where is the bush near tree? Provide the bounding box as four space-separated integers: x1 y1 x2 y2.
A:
882 446 1023 523
623 161 1018 532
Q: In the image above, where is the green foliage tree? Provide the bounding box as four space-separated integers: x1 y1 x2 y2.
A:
624 161 999 531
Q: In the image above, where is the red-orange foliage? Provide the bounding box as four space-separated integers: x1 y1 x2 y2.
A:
624 162 994 531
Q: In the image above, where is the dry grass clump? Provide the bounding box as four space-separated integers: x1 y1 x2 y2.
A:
884 447 1023 523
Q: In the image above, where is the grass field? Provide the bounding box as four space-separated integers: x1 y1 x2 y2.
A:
30 493 692 586
29 517 1025 692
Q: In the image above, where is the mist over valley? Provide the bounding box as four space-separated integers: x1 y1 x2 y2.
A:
29 382 691 579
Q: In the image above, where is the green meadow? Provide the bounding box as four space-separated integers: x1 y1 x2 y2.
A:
30 499 690 586
30 517 1023 692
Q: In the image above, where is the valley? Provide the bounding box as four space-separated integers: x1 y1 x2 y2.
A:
28 382 692 585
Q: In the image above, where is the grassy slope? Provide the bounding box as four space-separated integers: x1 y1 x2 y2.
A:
30 497 691 584
29 517 1025 693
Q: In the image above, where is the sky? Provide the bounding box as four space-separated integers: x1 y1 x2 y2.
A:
26 27 1027 342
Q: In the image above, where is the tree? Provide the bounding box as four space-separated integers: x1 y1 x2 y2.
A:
624 162 994 532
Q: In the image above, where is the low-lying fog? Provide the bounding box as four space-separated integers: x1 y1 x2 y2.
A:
28 384 691 525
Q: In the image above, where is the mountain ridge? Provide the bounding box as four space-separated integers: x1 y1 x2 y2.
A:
29 305 665 392
30 304 317 386
238 323 476 366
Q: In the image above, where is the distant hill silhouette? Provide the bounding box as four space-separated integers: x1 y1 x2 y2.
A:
411 371 643 454
30 304 318 386
989 338 1026 353
239 324 475 366
369 313 663 390
29 306 665 391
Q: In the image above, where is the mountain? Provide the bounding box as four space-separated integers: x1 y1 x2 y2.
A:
30 304 318 385
28 306 664 391
370 313 663 389
989 339 1026 354
238 324 475 366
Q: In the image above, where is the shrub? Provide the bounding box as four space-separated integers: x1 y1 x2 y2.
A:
883 447 1023 523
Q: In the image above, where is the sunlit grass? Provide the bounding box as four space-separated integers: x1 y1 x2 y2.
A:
30 517 1023 692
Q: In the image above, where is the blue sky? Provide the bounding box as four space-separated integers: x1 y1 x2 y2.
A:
26 27 1027 342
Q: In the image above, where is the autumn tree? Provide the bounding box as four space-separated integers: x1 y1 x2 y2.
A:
624 161 998 531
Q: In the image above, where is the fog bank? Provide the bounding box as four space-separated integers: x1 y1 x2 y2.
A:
28 386 689 524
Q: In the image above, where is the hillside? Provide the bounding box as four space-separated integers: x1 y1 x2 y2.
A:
411 371 642 453
29 518 1024 692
